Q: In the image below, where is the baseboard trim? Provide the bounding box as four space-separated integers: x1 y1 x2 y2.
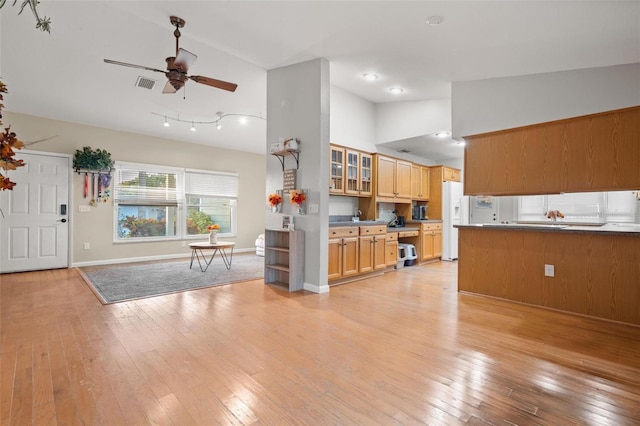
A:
72 248 255 268
303 282 330 294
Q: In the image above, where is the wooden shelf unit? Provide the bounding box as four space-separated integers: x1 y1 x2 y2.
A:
264 229 305 291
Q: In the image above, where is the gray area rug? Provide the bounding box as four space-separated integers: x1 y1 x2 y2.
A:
79 254 264 304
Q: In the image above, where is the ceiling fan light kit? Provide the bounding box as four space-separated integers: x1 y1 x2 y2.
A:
104 16 238 94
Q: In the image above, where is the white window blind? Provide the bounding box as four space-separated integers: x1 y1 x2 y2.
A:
185 170 238 198
114 162 183 205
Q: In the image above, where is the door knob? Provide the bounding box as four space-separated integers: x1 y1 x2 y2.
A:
57 218 67 223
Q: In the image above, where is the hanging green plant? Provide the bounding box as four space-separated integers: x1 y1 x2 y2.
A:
73 146 114 172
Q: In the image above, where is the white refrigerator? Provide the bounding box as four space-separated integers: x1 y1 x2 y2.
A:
442 181 465 261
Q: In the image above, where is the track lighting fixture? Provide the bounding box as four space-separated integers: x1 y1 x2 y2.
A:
153 111 265 132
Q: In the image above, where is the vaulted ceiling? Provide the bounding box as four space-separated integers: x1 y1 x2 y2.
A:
2 1 638 160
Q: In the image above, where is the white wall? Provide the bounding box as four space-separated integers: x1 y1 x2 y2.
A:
330 86 377 152
375 98 451 144
5 111 266 265
266 58 330 293
452 63 640 138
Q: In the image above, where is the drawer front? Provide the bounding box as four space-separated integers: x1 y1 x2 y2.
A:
360 225 387 236
329 227 358 238
386 232 398 241
398 230 419 238
421 223 443 231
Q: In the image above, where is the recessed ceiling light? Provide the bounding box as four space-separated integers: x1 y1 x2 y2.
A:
435 131 450 138
362 73 379 81
426 16 444 26
389 87 404 95
239 116 248 125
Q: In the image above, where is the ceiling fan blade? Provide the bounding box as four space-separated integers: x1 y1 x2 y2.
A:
174 48 197 72
103 59 166 74
162 80 178 94
189 75 238 92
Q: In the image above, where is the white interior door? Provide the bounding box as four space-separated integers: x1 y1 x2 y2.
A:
0 151 70 273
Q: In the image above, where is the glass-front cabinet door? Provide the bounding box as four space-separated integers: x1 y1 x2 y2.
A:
344 149 372 197
345 150 359 195
330 146 345 194
359 152 372 196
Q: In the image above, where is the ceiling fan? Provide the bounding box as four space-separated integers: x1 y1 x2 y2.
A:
104 16 237 93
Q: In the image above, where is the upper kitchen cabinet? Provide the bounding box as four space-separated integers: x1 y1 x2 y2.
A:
464 106 640 196
411 164 430 200
329 145 345 194
431 165 460 183
374 154 412 203
330 144 373 197
345 149 373 197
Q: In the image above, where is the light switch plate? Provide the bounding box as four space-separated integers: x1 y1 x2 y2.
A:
308 204 319 214
544 264 555 277
79 205 91 212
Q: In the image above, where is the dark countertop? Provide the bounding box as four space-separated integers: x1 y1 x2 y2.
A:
455 223 640 236
405 219 442 224
328 221 425 232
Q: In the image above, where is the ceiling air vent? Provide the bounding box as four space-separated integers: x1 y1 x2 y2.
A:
135 76 156 90
397 149 411 153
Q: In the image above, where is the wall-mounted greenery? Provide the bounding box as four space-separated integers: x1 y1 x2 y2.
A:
73 146 114 172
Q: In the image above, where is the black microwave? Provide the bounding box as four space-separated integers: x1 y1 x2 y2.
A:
412 205 428 220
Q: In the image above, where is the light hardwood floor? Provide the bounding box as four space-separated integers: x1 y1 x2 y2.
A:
1 262 639 425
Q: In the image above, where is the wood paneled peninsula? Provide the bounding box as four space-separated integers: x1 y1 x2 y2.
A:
456 223 640 326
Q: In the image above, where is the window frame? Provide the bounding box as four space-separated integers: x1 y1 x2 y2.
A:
112 162 238 243
184 168 238 239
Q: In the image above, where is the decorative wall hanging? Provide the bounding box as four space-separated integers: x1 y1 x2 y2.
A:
0 80 26 191
73 146 114 207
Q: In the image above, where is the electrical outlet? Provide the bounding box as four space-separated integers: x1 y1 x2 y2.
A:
79 205 91 212
83 242 90 250
544 264 555 277
181 241 187 247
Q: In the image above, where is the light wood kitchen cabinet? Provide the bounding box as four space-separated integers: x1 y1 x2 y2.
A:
328 227 359 280
411 164 430 200
443 167 460 182
329 145 345 194
358 225 387 273
464 106 640 195
431 165 461 183
420 223 443 261
345 148 373 197
385 232 399 266
374 154 412 202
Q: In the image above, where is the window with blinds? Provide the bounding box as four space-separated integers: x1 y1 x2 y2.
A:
185 169 238 236
114 165 182 206
113 162 238 241
113 163 184 240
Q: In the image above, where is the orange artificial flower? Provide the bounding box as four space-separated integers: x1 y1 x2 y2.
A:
207 224 220 231
268 192 283 207
289 189 306 205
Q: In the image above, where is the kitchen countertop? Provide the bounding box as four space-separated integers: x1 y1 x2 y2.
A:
328 220 438 231
455 222 640 236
